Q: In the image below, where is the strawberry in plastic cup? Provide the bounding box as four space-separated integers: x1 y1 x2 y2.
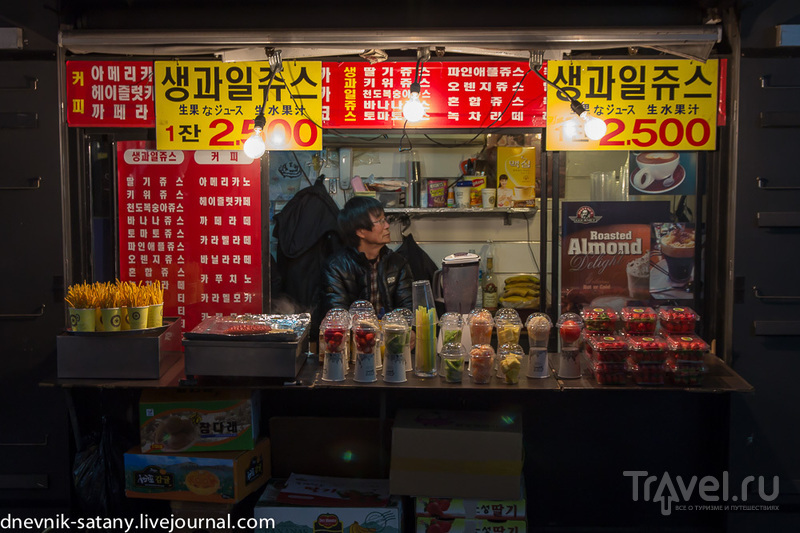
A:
658 306 699 334
323 326 346 352
557 312 584 348
621 306 657 334
580 306 618 334
627 335 668 362
354 325 377 354
666 333 709 362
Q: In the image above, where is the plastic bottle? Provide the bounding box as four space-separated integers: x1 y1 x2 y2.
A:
483 242 498 313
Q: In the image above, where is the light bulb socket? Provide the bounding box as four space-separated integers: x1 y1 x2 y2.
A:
569 99 586 117
409 82 421 96
253 114 266 130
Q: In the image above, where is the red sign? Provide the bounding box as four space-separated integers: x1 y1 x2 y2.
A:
67 61 155 127
117 141 262 332
323 61 546 129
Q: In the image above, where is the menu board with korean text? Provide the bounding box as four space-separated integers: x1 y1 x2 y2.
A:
154 61 322 151
546 59 720 151
323 61 547 129
117 141 262 332
66 61 155 127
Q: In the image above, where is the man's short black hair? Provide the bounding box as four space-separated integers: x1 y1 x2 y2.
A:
339 196 385 248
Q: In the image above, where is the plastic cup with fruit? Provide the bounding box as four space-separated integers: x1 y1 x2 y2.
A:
467 308 494 345
495 308 523 345
580 306 618 334
525 312 552 349
321 308 351 353
469 344 495 384
497 343 524 384
556 312 584 350
440 342 467 383
439 312 464 346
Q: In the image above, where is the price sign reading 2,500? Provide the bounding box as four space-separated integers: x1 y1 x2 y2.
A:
600 118 712 148
165 118 319 149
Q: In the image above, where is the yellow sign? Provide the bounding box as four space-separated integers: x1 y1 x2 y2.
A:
546 59 719 151
155 61 322 151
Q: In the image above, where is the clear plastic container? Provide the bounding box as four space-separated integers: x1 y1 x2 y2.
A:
667 358 707 386
586 334 628 362
469 344 495 384
382 314 410 383
525 312 552 350
627 334 668 362
320 309 352 382
556 312 584 350
665 333 710 362
495 308 522 345
497 343 524 384
657 306 699 334
589 357 627 385
467 309 494 345
580 306 618 334
439 312 464 345
620 306 658 335
627 357 666 385
440 342 467 383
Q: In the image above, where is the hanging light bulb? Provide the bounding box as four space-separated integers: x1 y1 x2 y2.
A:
582 113 607 140
243 115 267 159
403 82 425 122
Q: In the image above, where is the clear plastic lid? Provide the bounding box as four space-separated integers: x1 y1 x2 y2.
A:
525 313 552 342
657 306 699 325
440 342 468 360
556 312 584 346
385 307 414 327
495 308 522 326
626 335 667 351
621 306 657 321
440 312 464 329
586 334 628 352
348 300 375 317
580 306 619 326
382 313 409 354
665 334 710 352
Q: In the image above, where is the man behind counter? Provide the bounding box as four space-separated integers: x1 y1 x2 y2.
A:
321 196 414 319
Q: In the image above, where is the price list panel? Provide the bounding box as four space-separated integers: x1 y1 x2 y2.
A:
117 140 263 332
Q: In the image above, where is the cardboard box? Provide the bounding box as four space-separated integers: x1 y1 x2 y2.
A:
497 147 536 208
57 318 182 379
124 438 269 503
416 517 527 533
139 389 260 453
390 410 523 500
254 478 402 533
269 417 389 479
415 485 526 519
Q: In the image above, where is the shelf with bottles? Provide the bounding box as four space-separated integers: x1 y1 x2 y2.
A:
385 206 537 216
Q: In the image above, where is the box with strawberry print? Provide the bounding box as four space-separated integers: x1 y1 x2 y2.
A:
620 306 657 334
627 357 666 385
666 358 707 386
585 334 628 362
580 306 618 334
626 334 667 362
415 493 526 519
665 334 709 362
588 357 627 385
416 517 527 533
657 306 699 334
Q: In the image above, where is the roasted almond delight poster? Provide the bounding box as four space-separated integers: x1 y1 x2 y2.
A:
561 201 673 313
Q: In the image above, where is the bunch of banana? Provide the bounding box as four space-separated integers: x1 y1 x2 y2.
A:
499 274 540 309
349 522 377 533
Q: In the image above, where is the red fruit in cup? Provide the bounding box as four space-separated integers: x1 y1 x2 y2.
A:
560 320 581 344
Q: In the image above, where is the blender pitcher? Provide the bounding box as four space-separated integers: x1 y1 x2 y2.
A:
437 252 480 314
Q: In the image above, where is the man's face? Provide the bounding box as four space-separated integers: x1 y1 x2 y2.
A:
357 212 391 246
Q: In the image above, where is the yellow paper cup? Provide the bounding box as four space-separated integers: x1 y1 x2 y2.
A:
100 307 122 332
126 306 149 330
120 307 130 330
147 303 163 328
69 308 96 332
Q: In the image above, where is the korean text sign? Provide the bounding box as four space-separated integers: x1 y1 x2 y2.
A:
546 60 719 151
66 61 155 127
154 61 322 151
323 61 546 128
117 141 263 332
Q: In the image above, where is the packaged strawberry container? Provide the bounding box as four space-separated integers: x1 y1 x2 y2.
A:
657 306 699 334
580 306 618 334
589 357 627 385
665 334 709 362
666 358 707 386
620 306 657 334
627 334 667 362
586 334 628 362
627 357 666 385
